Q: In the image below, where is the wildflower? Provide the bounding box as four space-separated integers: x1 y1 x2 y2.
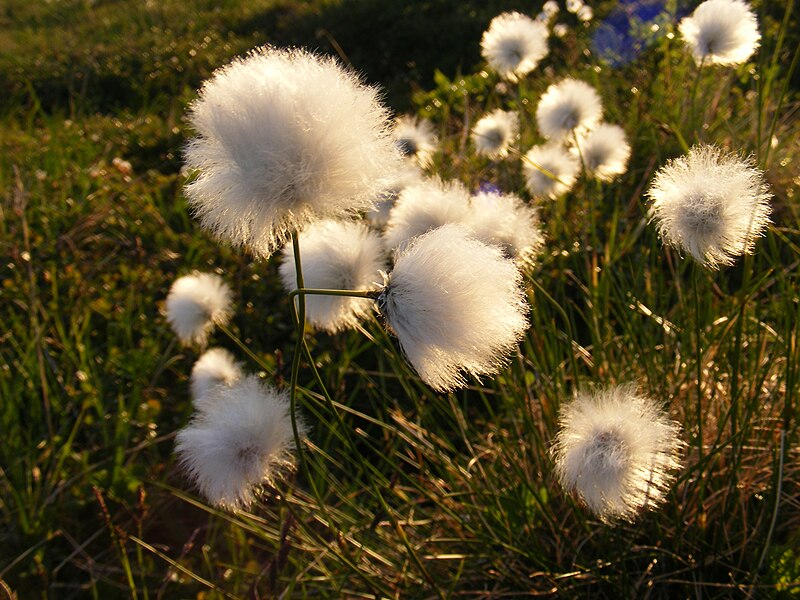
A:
536 78 603 140
184 46 401 258
471 109 520 159
679 0 760 67
523 144 580 200
383 177 472 251
166 272 233 346
481 12 550 82
577 5 594 22
566 0 583 13
366 163 424 229
190 348 242 408
393 115 437 168
175 375 301 510
647 144 772 269
543 1 560 18
552 384 684 522
554 23 569 38
280 220 386 333
572 123 631 181
378 224 529 392
466 191 545 267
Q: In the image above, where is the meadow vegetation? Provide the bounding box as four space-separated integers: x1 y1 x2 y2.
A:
1 0 799 597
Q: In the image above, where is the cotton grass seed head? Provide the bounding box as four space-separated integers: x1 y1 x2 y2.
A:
552 383 684 522
679 0 760 67
366 163 423 230
383 177 472 252
647 144 772 269
184 46 401 258
572 123 631 182
466 191 545 268
523 144 580 200
190 348 242 409
471 109 520 160
280 220 386 333
379 224 529 392
175 375 301 511
166 272 233 346
481 12 550 82
536 78 603 140
392 115 438 168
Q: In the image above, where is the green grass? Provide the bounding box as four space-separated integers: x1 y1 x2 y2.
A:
1 0 799 597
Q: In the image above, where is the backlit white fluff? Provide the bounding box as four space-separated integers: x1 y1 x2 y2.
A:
166 272 233 346
542 1 560 18
481 12 550 82
577 5 594 22
466 191 545 267
366 163 423 230
552 384 684 522
471 109 520 159
647 144 772 269
383 177 472 251
175 375 301 510
190 348 242 408
393 115 438 168
379 224 529 392
184 46 401 258
679 0 760 67
536 78 603 140
566 0 583 13
523 144 580 200
280 220 386 333
572 123 631 181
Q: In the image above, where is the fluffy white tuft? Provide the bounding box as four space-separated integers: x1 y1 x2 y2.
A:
366 163 424 230
392 115 438 168
383 177 472 251
552 384 684 522
647 144 772 269
190 347 242 408
481 12 550 82
465 191 545 267
280 220 386 333
542 1 560 18
566 0 583 13
577 5 594 22
679 0 760 67
536 78 603 140
379 224 529 392
166 272 233 346
523 144 580 200
471 109 520 159
175 375 302 510
572 123 631 181
184 46 401 258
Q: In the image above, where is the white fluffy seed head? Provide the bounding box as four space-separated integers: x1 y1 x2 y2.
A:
647 144 772 269
165 272 233 346
481 12 550 82
184 46 402 258
572 123 631 182
379 224 529 392
190 347 242 409
279 220 386 333
679 0 760 67
175 375 302 511
552 383 684 522
471 109 520 159
392 115 438 168
366 163 424 230
536 78 603 140
383 177 472 252
523 144 580 200
465 191 545 268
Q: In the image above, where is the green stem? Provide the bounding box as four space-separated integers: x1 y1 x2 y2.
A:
689 56 706 137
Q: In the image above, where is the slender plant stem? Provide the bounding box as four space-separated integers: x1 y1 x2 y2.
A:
689 56 706 136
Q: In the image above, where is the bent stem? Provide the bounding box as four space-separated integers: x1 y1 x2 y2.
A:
287 235 388 595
